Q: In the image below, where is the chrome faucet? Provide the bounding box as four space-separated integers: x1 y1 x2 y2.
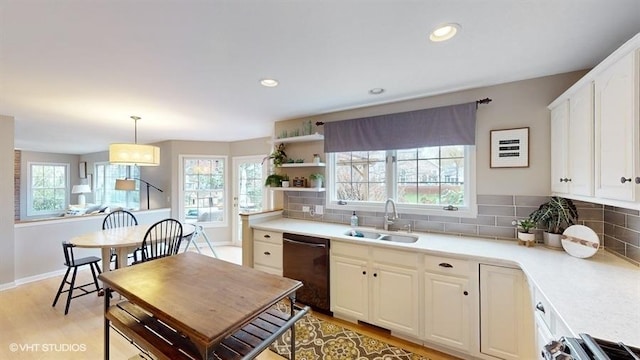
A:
383 198 398 231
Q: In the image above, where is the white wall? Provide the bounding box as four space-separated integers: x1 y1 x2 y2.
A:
275 71 588 196
11 208 170 286
0 115 15 286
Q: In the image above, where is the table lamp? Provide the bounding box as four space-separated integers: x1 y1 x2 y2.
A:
72 184 91 206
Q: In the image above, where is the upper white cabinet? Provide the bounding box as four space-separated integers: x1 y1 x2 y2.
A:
594 50 639 201
550 83 594 197
550 100 570 194
549 33 639 208
568 83 595 197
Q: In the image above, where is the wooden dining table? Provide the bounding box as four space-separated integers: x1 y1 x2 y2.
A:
99 252 306 360
70 223 195 272
70 225 152 272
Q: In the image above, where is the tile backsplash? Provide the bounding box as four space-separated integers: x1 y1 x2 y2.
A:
282 192 639 266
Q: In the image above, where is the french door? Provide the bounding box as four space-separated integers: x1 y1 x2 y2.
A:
232 156 267 245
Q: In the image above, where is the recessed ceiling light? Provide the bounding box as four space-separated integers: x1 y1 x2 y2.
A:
369 88 385 95
260 79 279 87
429 23 460 42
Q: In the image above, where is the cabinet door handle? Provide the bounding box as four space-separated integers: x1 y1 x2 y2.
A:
621 177 632 183
263 251 271 256
635 177 640 184
373 273 377 277
535 302 545 314
362 271 367 275
439 262 453 268
463 291 469 296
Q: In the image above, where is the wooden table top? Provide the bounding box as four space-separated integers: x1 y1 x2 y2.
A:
99 252 302 354
70 225 152 249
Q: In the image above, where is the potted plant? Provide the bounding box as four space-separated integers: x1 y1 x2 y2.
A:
263 143 287 167
264 174 284 187
516 217 536 246
309 173 324 188
529 196 578 248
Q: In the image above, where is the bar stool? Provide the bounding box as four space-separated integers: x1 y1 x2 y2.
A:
52 242 102 315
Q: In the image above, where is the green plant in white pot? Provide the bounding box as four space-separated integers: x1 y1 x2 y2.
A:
516 218 536 246
309 173 324 188
529 196 578 248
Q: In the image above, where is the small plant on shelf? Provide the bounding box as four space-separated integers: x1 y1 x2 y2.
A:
263 143 287 167
264 174 284 187
309 173 324 188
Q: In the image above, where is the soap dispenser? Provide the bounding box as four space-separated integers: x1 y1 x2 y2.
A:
350 211 358 227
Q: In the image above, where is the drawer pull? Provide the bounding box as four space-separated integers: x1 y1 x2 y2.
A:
535 302 545 314
264 234 271 238
263 251 271 256
439 262 453 268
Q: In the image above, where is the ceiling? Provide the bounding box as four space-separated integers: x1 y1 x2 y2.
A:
1 1 639 155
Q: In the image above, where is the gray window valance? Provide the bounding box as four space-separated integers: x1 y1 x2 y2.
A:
323 102 477 153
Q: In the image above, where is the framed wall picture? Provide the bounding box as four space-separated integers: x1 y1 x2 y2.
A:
490 127 529 168
79 161 87 179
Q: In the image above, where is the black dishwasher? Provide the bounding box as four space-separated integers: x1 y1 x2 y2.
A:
283 233 331 314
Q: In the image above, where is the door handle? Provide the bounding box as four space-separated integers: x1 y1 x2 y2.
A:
283 238 327 248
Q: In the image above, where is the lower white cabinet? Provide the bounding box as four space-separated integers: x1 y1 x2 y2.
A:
423 255 473 353
479 264 533 360
331 241 419 337
252 230 283 275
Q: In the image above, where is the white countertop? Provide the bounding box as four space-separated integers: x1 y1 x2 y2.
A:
252 218 640 346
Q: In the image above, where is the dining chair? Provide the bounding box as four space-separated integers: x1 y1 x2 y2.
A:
52 242 102 315
102 210 139 267
136 218 183 263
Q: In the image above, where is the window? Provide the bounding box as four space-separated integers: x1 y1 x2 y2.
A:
94 163 140 209
180 156 227 225
27 162 69 216
327 145 476 216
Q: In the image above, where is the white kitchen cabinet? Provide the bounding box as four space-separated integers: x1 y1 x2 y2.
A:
331 241 420 337
480 264 532 360
550 100 570 195
370 247 420 336
568 83 595 197
331 253 369 319
423 255 474 353
594 50 639 201
252 229 283 275
550 83 594 197
548 34 640 208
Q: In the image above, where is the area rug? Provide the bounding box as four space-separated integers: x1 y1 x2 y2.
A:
269 305 430 360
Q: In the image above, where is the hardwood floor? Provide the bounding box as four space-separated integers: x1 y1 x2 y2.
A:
0 245 458 360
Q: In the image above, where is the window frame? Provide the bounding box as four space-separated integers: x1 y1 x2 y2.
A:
26 162 70 216
178 154 229 227
94 162 140 209
325 146 477 218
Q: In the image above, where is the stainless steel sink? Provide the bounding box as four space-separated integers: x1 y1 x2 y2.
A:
344 229 418 243
378 234 418 243
344 229 381 239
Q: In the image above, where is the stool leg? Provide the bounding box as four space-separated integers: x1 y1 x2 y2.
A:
64 267 79 315
52 267 71 308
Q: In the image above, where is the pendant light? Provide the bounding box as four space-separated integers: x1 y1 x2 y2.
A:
109 116 160 166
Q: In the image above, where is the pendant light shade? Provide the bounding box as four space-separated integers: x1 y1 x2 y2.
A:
109 116 160 166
